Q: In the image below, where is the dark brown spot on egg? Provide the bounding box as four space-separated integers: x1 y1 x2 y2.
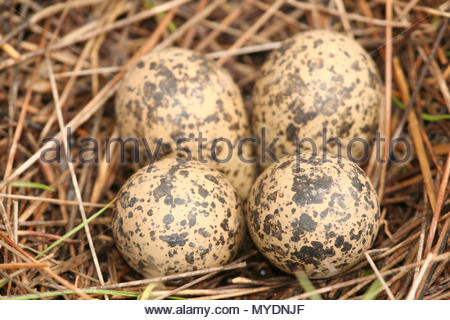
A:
159 232 189 247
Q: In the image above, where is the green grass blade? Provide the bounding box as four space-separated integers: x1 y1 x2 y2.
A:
361 269 374 276
0 180 55 192
0 200 115 291
2 289 139 300
295 271 323 300
0 271 17 289
2 289 184 300
392 96 450 122
143 0 177 33
362 279 382 300
34 199 116 259
420 113 450 122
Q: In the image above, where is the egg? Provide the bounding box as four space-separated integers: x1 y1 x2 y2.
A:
112 158 245 277
246 152 380 278
115 47 257 199
252 30 382 168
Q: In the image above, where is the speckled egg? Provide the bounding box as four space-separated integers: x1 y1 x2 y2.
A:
112 158 245 277
252 30 382 168
115 47 256 199
247 152 380 278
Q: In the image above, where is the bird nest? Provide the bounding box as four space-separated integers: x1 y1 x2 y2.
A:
0 0 449 300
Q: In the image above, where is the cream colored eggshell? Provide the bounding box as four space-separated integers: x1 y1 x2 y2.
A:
252 30 383 168
247 152 380 278
112 158 245 278
115 47 256 199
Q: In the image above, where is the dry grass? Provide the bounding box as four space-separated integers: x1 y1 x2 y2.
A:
0 0 449 300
